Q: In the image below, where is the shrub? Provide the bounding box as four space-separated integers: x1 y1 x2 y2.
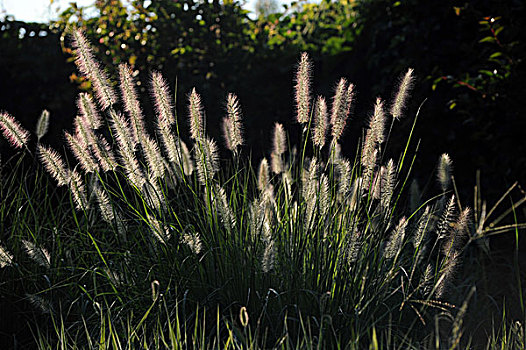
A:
0 28 504 348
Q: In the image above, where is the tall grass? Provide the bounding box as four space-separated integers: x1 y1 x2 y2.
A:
0 29 524 349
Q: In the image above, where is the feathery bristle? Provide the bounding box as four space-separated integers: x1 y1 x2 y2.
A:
436 251 460 299
69 170 88 210
318 174 330 218
437 195 456 239
94 184 114 222
442 207 471 256
70 29 117 109
0 244 14 268
65 131 99 173
38 144 70 187
110 110 135 156
384 217 407 260
178 138 194 176
142 177 164 210
222 117 233 152
380 159 397 209
26 294 53 314
413 206 431 249
258 158 270 192
120 147 145 189
182 232 203 254
391 68 414 119
372 166 384 200
142 136 165 180
157 118 179 163
295 52 312 124
195 137 219 185
188 88 204 140
330 79 355 141
223 93 244 152
270 152 283 174
349 177 363 212
77 93 102 129
272 123 286 155
35 110 50 141
74 116 96 147
214 184 235 233
119 63 145 145
312 96 328 149
261 239 275 273
92 135 117 172
150 71 175 125
329 140 342 164
437 153 453 192
148 217 170 243
362 147 377 191
22 240 51 268
337 159 351 199
0 112 30 149
369 98 386 144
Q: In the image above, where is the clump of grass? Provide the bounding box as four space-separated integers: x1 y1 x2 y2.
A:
1 29 524 349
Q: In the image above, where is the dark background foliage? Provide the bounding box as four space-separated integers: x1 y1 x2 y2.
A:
1 0 524 202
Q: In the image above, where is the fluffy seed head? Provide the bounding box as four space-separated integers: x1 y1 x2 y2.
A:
22 240 51 268
35 110 50 141
195 137 219 185
182 232 203 254
261 239 275 273
0 112 30 149
258 158 270 192
0 245 14 268
77 93 102 129
436 251 460 299
312 96 328 149
150 71 175 125
38 144 70 186
74 116 96 147
188 88 204 140
337 159 351 199
223 93 243 152
437 153 453 192
272 123 286 155
110 110 135 156
178 138 194 176
384 217 407 260
70 29 117 109
369 98 386 144
65 131 99 173
92 135 117 172
94 185 114 222
295 52 312 124
391 68 414 119
157 118 179 163
330 79 355 141
270 152 283 174
142 136 165 180
380 159 397 209
119 63 145 145
69 170 88 210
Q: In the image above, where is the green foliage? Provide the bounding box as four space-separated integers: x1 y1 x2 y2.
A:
0 32 496 348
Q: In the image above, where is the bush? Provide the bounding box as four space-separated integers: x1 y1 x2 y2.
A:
0 28 499 348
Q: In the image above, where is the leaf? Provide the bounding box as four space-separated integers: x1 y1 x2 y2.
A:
479 36 495 43
479 69 494 76
489 52 503 59
494 26 504 36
